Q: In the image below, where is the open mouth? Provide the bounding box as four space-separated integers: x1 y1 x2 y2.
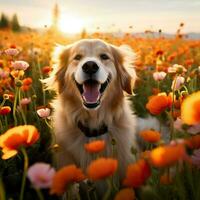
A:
74 76 110 109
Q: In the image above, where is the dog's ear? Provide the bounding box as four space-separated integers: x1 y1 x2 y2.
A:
110 44 137 94
42 44 72 93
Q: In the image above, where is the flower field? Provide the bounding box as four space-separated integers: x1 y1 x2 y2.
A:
0 28 200 200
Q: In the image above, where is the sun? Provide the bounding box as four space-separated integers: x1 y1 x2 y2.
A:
58 14 85 34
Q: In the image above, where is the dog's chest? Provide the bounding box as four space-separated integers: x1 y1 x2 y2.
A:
65 127 136 177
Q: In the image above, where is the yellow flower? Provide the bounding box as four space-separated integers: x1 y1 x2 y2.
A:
181 91 200 125
0 125 40 159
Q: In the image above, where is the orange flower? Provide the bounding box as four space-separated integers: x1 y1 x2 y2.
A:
123 159 151 188
146 94 172 115
84 140 105 153
139 130 161 143
87 158 118 180
185 135 200 149
114 188 135 200
181 91 200 125
149 144 186 167
0 106 11 115
50 165 85 195
0 125 40 159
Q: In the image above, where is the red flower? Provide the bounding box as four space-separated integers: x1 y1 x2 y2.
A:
22 77 33 86
0 106 11 115
42 66 52 74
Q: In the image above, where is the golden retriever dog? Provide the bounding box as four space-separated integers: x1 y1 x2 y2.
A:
45 39 139 179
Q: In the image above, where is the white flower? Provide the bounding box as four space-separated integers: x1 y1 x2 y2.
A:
11 61 29 71
171 76 185 90
153 71 166 81
168 64 187 73
37 108 51 118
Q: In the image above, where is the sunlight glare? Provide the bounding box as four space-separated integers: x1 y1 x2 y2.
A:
58 14 85 34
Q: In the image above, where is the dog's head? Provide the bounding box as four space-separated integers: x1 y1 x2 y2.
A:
45 39 136 110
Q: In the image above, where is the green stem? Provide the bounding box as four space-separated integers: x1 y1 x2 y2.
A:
0 98 6 107
93 191 98 200
166 111 175 140
0 117 3 133
0 178 6 200
44 119 56 144
13 87 19 126
35 188 44 200
170 76 177 140
103 178 112 200
5 116 8 131
18 90 27 125
19 147 29 200
76 192 81 200
86 189 91 200
36 59 46 105
44 118 52 129
182 85 189 94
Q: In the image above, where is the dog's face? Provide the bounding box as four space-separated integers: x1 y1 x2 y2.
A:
47 39 136 110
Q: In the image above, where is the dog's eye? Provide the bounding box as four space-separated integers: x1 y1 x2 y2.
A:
74 54 82 61
100 54 109 60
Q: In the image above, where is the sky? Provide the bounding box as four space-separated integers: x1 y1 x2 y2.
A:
0 0 200 33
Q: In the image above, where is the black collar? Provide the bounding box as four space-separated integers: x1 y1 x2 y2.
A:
77 121 108 138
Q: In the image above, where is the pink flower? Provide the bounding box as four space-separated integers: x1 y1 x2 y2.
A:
188 124 200 134
4 48 19 56
153 71 166 81
27 163 55 189
170 139 185 146
0 69 9 79
20 98 31 106
174 118 200 134
171 76 185 90
191 149 200 168
11 61 29 71
174 118 183 131
37 108 51 118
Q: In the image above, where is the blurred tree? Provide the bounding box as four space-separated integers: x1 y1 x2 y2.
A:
81 28 87 39
11 14 21 32
0 13 9 29
51 3 59 31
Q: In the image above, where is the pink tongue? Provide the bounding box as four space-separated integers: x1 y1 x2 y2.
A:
83 83 100 103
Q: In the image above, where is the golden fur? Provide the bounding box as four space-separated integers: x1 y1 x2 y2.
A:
44 39 139 178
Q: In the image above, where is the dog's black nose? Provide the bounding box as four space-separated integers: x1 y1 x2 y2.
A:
82 61 99 74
